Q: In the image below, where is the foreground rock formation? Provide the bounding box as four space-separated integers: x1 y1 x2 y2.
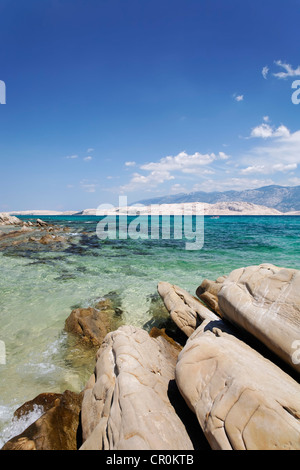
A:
1 263 300 451
158 282 300 450
1 391 83 450
217 264 300 374
80 325 198 450
0 213 22 226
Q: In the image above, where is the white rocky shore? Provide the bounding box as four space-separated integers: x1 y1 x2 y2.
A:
1 258 300 450
8 201 300 216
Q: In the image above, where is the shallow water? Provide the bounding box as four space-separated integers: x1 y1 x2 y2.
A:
0 215 299 445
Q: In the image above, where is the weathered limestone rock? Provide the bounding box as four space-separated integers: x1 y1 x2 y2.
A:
196 276 226 316
65 298 123 347
175 321 300 450
36 218 48 227
39 234 65 245
157 282 217 337
1 390 83 450
217 264 300 373
80 325 194 450
0 213 22 225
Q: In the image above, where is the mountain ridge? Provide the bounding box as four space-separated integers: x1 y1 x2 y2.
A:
134 185 300 213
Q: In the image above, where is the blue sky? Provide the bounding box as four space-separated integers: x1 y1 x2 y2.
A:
1 0 300 211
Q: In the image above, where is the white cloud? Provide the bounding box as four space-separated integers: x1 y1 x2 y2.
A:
272 163 297 172
218 151 229 160
84 156 93 161
120 150 231 193
87 148 94 153
80 180 97 193
263 116 270 122
140 151 228 173
65 154 78 159
250 123 290 139
235 94 244 102
241 163 297 175
250 123 274 138
273 60 300 79
240 121 300 178
262 66 269 80
170 183 188 193
125 161 136 167
120 171 174 193
192 177 275 193
289 177 300 186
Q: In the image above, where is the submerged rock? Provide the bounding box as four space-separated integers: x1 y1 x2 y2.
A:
65 298 123 347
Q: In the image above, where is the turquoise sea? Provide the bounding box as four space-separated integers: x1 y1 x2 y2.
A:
0 215 299 445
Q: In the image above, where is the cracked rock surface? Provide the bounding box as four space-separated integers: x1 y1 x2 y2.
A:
80 325 195 450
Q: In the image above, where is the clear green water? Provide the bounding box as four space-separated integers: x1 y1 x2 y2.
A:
0 215 299 445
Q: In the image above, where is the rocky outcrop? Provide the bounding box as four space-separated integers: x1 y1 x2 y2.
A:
2 263 300 451
80 325 196 450
196 276 226 315
159 278 300 450
157 282 216 336
65 298 123 348
217 264 300 373
176 319 300 450
1 390 83 450
0 213 22 225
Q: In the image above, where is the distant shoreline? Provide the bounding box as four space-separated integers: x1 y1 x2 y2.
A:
8 200 300 217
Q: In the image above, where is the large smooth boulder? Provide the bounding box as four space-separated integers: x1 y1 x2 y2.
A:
80 325 195 450
217 264 300 374
176 319 300 450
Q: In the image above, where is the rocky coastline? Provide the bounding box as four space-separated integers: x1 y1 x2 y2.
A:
0 213 299 451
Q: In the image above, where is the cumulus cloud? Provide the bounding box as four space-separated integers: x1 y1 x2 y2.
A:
140 151 229 173
84 156 93 161
240 121 300 177
120 150 232 192
65 154 78 159
120 171 174 192
125 161 136 167
250 123 290 139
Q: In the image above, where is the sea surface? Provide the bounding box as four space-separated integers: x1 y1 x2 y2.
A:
0 215 299 445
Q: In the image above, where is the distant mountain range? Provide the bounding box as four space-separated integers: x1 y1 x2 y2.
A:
135 185 300 213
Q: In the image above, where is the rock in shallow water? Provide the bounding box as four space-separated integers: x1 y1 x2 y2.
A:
1 390 83 450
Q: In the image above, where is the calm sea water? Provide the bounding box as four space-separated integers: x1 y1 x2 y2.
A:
0 215 299 444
